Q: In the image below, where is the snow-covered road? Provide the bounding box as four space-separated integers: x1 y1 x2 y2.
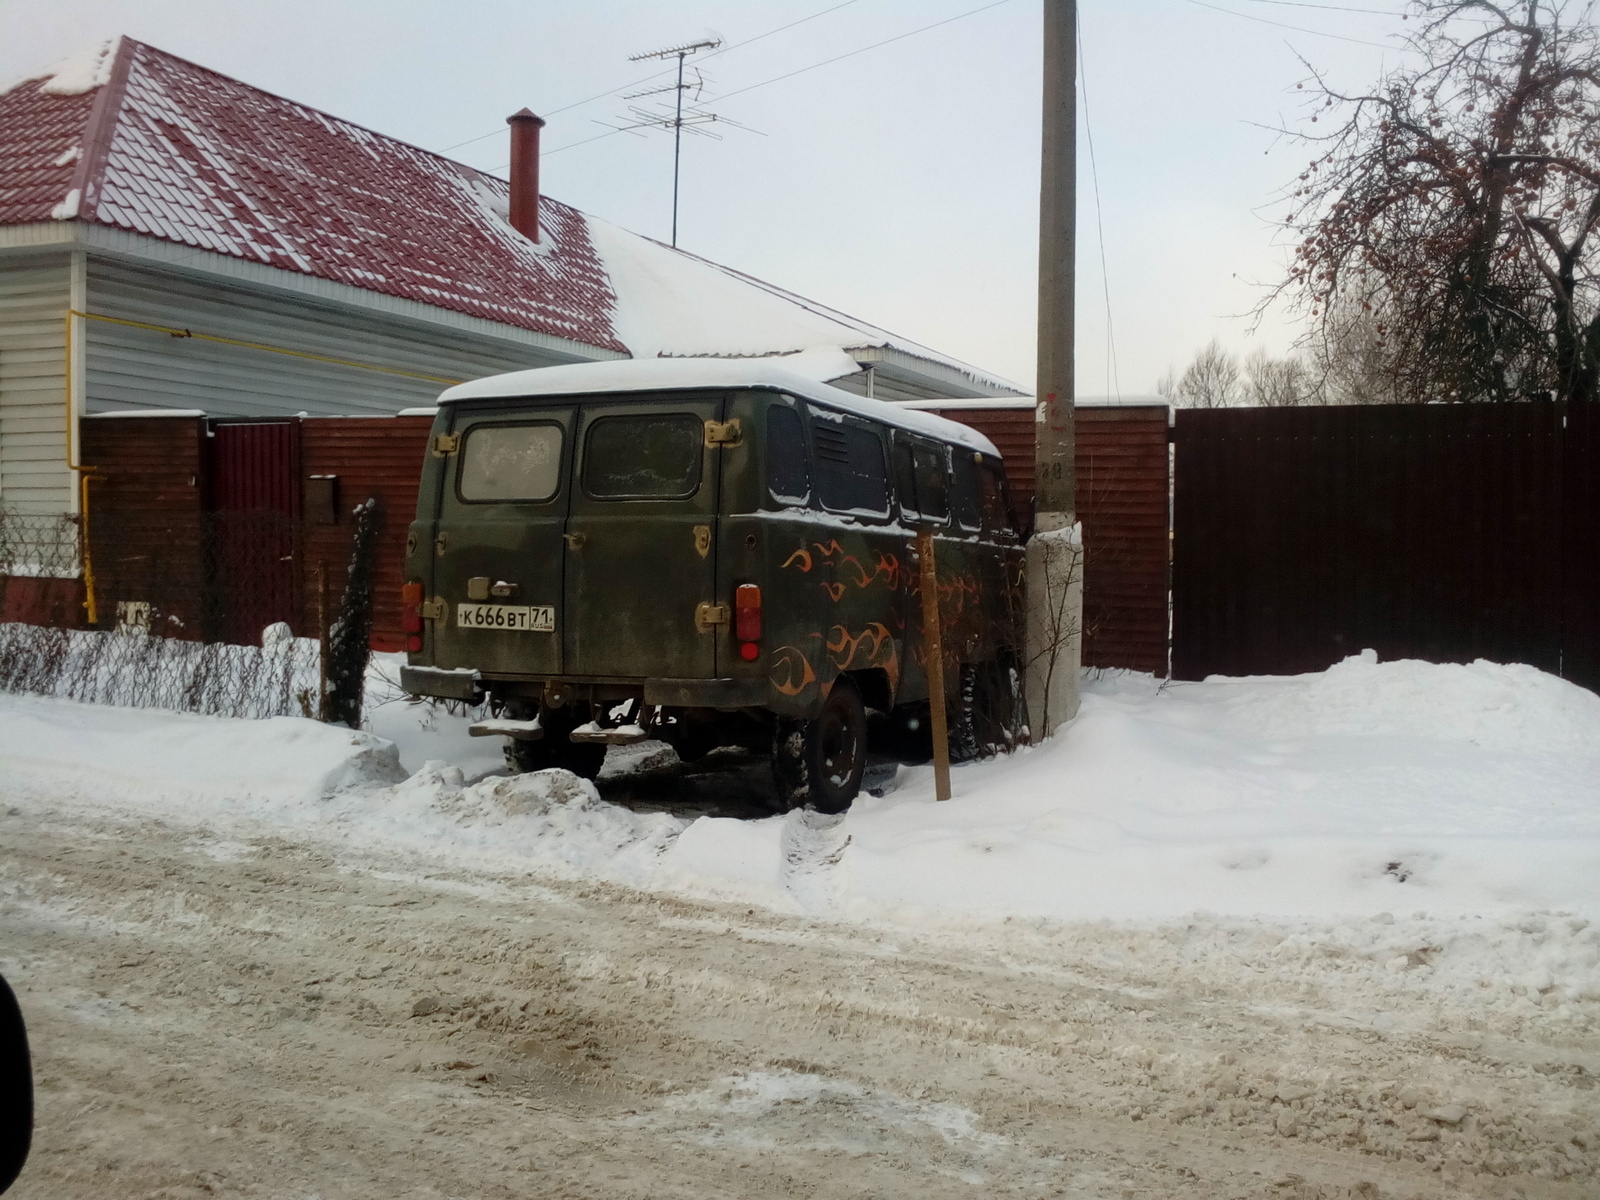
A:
0 653 1597 1196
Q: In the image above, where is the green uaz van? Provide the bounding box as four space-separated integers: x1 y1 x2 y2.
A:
400 359 1024 811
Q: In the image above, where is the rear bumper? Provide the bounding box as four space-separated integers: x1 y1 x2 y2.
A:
642 677 765 709
400 664 483 702
402 664 763 711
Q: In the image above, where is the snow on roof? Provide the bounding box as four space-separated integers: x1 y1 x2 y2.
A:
585 217 1020 394
439 358 1003 457
896 394 1172 411
0 38 1019 397
0 38 624 349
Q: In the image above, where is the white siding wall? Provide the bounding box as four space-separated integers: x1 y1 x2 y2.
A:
84 260 584 418
0 253 72 514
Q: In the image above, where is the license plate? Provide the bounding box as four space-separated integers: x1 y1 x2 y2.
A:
456 603 554 632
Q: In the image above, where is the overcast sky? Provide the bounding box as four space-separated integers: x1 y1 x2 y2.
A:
3 0 1413 394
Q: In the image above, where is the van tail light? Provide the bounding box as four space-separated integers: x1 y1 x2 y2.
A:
402 581 424 645
735 583 761 660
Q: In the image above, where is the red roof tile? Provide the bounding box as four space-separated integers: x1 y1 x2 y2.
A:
1 38 625 352
0 76 99 224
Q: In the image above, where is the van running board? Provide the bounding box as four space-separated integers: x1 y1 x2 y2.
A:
569 722 649 746
468 718 543 740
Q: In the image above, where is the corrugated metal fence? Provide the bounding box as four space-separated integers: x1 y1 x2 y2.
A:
924 404 1172 676
60 401 1600 694
1172 402 1600 693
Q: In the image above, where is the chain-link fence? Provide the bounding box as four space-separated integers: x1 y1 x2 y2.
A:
0 502 377 724
0 621 322 720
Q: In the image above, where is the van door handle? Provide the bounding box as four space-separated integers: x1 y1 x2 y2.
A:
562 532 587 550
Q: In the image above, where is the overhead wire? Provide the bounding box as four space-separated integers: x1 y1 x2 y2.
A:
704 0 1016 105
1237 0 1402 12
532 0 1018 163
1077 9 1120 400
1183 0 1397 46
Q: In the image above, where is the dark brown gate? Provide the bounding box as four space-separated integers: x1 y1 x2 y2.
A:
1564 401 1600 691
209 420 298 645
1172 403 1597 691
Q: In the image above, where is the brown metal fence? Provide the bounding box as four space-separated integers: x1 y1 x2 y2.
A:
1172 402 1599 692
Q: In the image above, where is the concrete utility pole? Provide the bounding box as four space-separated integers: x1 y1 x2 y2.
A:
1025 0 1084 738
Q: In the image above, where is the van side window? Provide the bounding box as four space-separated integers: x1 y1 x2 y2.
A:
458 423 563 502
913 443 950 521
895 435 951 523
979 460 1018 537
766 405 810 506
892 439 918 514
812 415 889 516
951 452 982 530
583 413 702 499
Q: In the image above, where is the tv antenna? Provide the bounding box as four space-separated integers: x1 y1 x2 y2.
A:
612 37 755 247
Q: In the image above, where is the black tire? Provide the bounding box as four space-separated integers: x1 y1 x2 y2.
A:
0 972 30 1195
503 707 607 780
950 652 1025 762
772 678 867 814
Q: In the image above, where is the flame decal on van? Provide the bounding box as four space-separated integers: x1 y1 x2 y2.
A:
769 645 817 696
782 542 906 601
826 622 901 693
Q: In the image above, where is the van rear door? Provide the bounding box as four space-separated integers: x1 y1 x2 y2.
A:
563 396 724 679
429 405 574 678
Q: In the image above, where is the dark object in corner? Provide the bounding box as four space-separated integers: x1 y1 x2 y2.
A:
0 972 32 1194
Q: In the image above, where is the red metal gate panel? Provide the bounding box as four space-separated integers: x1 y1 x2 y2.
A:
298 416 433 652
209 421 298 645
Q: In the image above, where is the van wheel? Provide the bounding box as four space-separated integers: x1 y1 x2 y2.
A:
503 708 607 780
773 678 867 814
952 652 1025 761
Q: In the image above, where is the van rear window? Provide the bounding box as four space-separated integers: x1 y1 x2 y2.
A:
583 414 702 499
812 417 889 516
458 423 563 502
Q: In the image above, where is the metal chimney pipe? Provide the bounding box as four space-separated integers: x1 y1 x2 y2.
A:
506 108 546 242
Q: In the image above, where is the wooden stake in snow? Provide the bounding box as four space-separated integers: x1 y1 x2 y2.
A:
916 528 952 802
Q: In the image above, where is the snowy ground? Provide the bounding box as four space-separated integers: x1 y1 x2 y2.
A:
1 653 1597 1196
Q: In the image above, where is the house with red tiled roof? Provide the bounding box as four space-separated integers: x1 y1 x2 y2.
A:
0 36 1021 527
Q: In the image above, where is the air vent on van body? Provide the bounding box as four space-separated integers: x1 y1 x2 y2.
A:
813 425 850 463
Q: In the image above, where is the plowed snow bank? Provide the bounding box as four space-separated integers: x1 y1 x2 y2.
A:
667 654 1600 924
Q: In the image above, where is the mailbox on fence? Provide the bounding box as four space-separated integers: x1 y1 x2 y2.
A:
306 475 340 526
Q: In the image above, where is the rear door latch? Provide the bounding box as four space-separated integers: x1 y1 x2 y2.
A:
694 602 730 633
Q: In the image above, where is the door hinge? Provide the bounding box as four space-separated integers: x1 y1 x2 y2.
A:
431 433 461 457
694 601 730 633
703 419 743 448
419 598 447 621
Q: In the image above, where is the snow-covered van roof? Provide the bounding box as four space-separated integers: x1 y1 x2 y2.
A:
438 358 1003 458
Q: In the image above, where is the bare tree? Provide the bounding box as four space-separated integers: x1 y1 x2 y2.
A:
1159 338 1243 408
1268 0 1600 404
1242 347 1324 406
1309 294 1411 404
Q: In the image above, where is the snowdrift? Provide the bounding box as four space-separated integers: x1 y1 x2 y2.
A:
4 651 1597 948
